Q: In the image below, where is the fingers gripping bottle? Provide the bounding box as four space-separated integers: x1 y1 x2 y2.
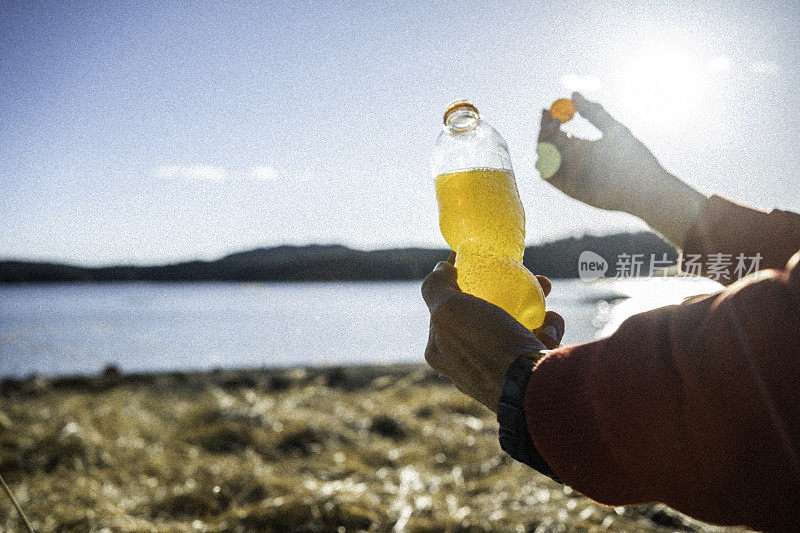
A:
431 100 546 330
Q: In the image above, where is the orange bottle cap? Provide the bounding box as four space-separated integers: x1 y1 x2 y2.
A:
549 98 575 123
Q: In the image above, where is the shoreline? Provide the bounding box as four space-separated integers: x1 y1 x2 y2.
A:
0 362 443 397
0 232 678 283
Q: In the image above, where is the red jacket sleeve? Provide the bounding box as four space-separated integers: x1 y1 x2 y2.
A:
682 194 800 283
525 198 800 532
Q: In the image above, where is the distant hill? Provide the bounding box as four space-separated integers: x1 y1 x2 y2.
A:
0 232 677 283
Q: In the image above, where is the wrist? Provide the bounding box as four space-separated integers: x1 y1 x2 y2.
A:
497 352 561 482
625 165 672 221
632 170 707 247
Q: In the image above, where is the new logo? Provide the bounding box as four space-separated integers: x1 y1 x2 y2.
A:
578 251 608 282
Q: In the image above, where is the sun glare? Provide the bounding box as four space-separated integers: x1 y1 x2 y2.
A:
620 48 704 122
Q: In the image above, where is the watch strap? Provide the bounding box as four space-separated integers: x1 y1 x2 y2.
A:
497 353 562 483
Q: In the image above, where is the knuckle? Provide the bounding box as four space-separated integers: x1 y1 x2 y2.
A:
420 271 438 301
424 345 436 363
424 345 441 369
421 263 454 303
420 277 431 300
610 121 629 137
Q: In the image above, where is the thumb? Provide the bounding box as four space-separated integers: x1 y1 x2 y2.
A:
532 311 565 349
421 260 460 313
572 92 620 134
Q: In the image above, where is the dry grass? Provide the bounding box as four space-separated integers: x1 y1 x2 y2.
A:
0 366 752 532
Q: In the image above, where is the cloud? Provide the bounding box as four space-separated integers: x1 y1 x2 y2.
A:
560 74 602 93
155 165 280 182
155 165 227 181
249 166 278 181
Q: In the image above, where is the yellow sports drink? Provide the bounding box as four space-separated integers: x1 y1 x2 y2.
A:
430 101 546 330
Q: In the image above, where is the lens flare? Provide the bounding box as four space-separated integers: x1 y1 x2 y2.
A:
535 142 561 180
621 47 704 122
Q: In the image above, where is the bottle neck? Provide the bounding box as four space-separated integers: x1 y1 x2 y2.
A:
443 101 480 134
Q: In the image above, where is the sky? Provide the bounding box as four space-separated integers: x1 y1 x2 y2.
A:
1 0 799 266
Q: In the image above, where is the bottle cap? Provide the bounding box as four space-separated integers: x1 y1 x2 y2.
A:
549 98 575 122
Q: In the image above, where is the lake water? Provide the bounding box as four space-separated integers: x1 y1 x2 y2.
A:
0 277 723 378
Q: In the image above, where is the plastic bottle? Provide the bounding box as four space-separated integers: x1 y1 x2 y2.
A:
430 100 546 330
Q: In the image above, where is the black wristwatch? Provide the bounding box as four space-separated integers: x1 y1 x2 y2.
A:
497 353 562 483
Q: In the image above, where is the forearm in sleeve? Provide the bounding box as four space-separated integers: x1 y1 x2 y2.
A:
523 258 800 531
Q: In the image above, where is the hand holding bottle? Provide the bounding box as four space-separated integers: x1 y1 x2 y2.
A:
538 92 707 247
422 254 564 412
